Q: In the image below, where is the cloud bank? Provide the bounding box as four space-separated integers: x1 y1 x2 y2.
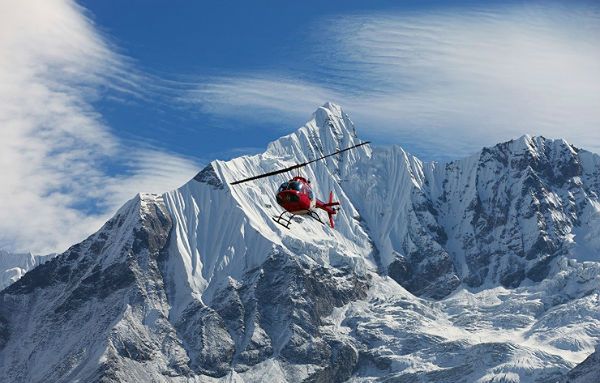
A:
0 0 198 254
191 3 600 159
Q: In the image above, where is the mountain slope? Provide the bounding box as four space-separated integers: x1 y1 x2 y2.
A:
0 103 599 382
562 346 600 383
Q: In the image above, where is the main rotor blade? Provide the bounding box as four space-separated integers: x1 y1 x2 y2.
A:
229 163 305 185
230 141 370 185
304 141 371 166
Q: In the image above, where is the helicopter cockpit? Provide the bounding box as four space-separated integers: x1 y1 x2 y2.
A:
278 181 302 192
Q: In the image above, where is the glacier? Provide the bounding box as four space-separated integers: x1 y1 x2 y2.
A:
0 102 599 382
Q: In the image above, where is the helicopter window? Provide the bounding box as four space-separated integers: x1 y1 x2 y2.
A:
288 181 302 191
278 182 289 193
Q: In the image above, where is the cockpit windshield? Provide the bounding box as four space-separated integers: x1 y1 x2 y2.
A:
278 181 303 192
288 181 302 191
278 182 289 193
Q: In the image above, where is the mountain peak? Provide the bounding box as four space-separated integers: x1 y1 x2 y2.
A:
314 101 344 121
264 103 367 167
515 133 533 145
312 101 358 139
510 134 576 152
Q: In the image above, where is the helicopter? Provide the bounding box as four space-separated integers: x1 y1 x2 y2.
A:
230 141 370 229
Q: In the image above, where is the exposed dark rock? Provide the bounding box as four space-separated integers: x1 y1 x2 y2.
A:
388 256 411 288
0 315 8 350
499 267 525 289
562 346 600 383
205 252 370 378
193 164 224 189
175 303 235 377
388 252 460 299
112 333 155 362
54 262 135 315
3 256 63 294
526 255 555 282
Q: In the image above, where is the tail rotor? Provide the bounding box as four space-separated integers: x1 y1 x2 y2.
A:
323 191 340 228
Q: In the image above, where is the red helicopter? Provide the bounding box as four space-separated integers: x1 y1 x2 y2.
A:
230 142 370 229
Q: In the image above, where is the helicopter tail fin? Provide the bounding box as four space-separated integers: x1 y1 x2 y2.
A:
325 191 340 228
316 192 340 228
328 211 335 229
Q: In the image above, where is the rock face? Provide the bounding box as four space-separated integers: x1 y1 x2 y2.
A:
344 135 600 298
0 195 175 382
562 345 600 383
0 103 599 382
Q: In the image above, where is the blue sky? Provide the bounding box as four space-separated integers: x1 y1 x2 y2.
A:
1 0 599 253
79 0 464 162
80 0 600 163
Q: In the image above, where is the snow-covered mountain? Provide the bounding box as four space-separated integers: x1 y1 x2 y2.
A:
0 103 598 382
0 250 55 291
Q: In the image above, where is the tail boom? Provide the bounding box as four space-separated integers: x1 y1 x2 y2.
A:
316 191 340 228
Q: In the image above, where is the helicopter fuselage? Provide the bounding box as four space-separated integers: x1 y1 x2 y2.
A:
230 141 369 230
275 176 339 228
275 176 315 214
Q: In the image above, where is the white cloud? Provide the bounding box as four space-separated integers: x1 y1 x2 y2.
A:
0 0 198 254
323 4 600 157
188 76 339 125
189 3 600 159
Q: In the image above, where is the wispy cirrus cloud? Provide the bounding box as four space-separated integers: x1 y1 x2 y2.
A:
187 76 338 125
188 3 600 159
0 0 198 254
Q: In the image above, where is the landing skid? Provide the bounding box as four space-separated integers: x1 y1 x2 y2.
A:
307 210 326 225
272 210 326 229
272 211 295 229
